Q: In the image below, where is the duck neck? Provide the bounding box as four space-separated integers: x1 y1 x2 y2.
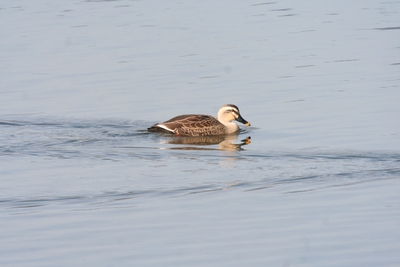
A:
224 122 239 134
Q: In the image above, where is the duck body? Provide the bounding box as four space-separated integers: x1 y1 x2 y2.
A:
149 114 231 136
148 104 250 137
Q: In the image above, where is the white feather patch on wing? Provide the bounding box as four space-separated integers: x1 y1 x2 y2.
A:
157 124 175 133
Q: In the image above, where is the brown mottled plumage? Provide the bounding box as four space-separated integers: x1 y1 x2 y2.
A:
148 104 250 136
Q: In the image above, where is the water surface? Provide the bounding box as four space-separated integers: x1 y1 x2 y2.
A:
1 0 400 266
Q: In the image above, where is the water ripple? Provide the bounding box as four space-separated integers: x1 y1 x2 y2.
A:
1 117 399 212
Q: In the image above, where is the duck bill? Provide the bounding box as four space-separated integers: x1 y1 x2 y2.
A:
235 114 251 126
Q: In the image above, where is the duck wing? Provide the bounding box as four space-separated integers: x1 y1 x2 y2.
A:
148 114 199 133
148 115 226 136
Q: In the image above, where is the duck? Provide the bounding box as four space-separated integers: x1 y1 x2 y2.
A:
148 104 250 136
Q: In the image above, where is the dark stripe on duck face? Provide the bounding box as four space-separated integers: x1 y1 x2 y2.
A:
224 108 239 118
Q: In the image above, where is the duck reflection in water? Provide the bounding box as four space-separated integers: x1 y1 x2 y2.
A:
162 134 251 151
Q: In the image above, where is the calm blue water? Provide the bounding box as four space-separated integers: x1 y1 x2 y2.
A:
1 1 400 266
